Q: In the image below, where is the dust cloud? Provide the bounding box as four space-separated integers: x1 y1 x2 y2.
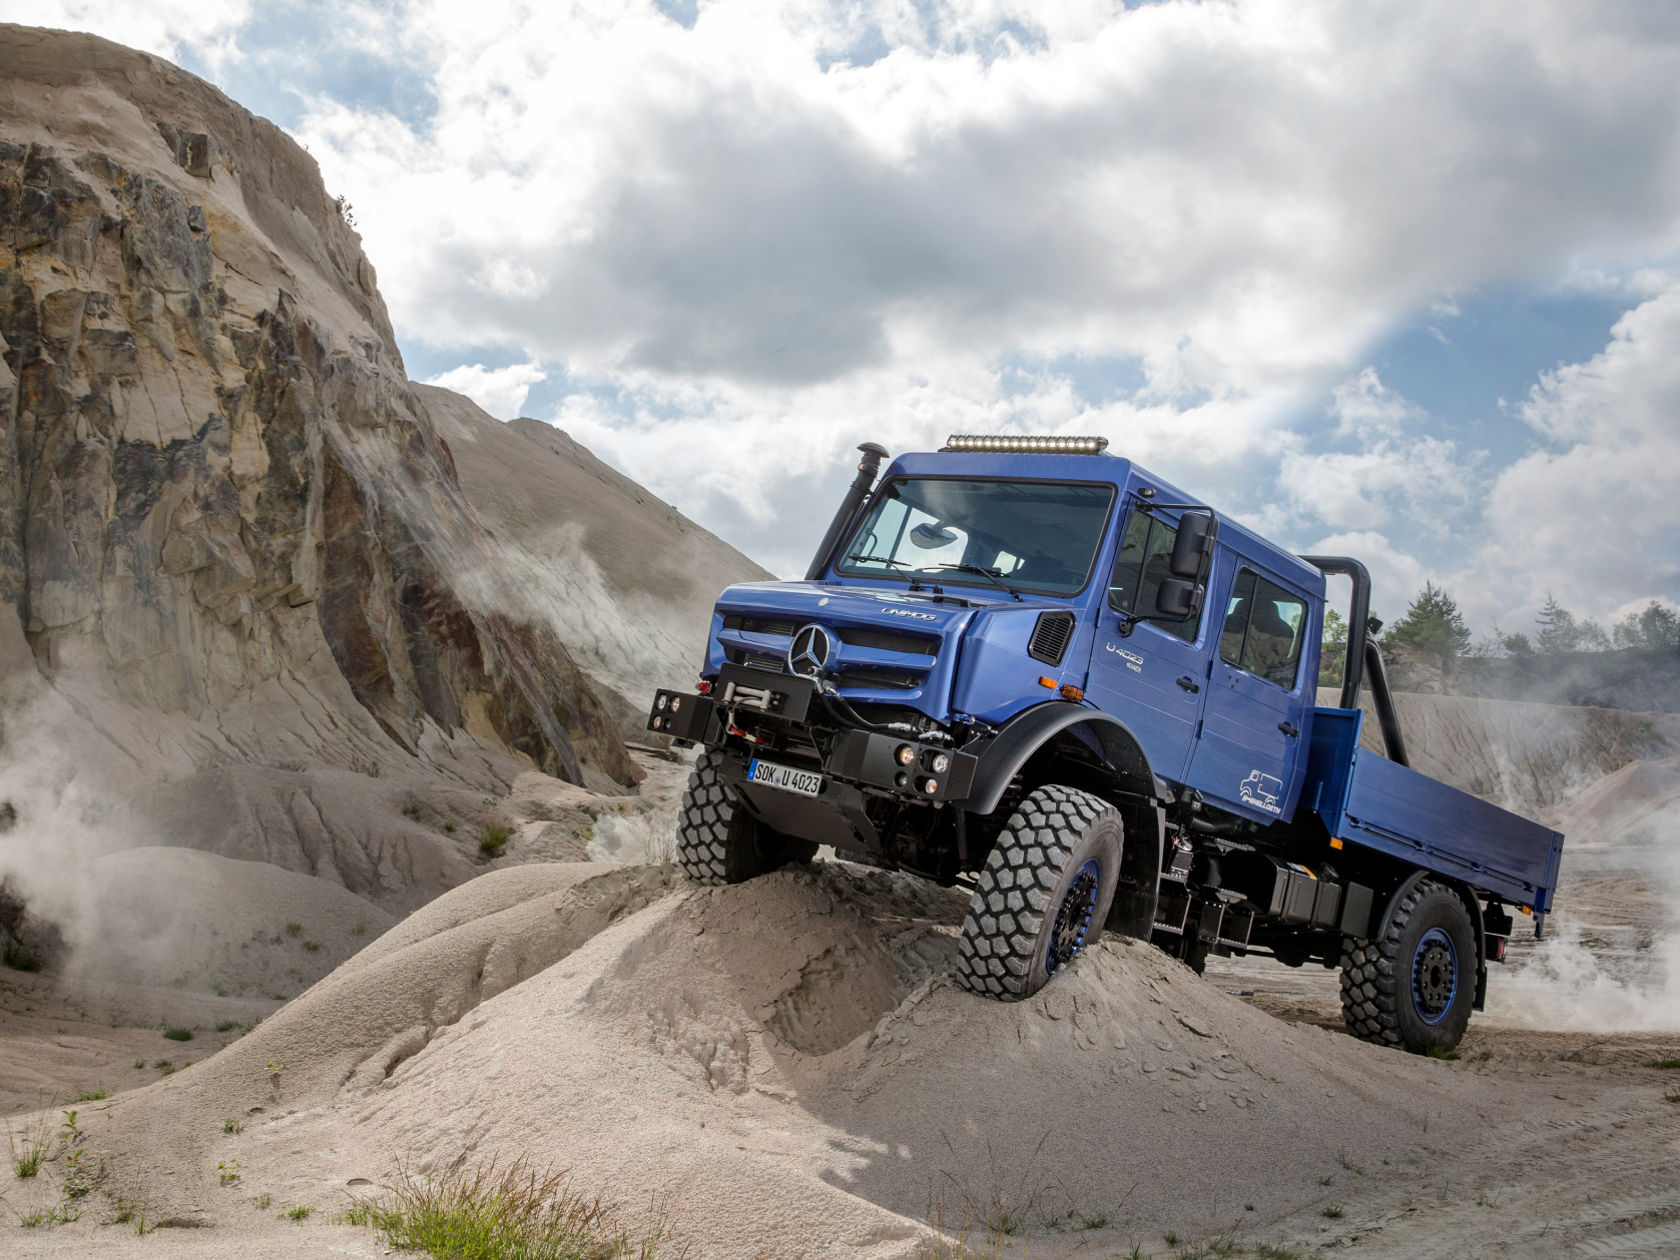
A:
1486 794 1680 1033
0 691 153 972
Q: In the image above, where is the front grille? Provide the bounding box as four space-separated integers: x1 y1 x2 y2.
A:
838 668 921 690
723 648 786 672
1029 611 1076 666
836 626 938 657
722 615 799 638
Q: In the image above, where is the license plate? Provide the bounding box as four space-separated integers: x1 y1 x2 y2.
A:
746 758 824 798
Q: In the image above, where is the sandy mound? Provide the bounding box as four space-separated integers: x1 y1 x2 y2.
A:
35 860 1526 1254
1555 756 1680 848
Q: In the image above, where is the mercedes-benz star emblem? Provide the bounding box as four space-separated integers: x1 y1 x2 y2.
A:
787 624 834 679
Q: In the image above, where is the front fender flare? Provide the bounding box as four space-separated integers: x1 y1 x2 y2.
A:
966 702 1167 816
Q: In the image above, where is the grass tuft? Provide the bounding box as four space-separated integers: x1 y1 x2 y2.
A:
164 1027 194 1042
8 1114 51 1177
478 825 512 858
1424 1045 1461 1061
284 1203 313 1221
285 921 303 938
73 1089 107 1102
347 1154 671 1259
216 1019 239 1033
1649 1058 1680 1070
1322 1204 1345 1219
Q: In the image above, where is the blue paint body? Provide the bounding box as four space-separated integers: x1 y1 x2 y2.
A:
700 448 1564 915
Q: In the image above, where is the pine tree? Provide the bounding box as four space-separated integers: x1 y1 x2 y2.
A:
1535 594 1581 654
1384 582 1472 666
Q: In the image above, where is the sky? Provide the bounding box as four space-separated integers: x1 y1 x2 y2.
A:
10 0 1680 635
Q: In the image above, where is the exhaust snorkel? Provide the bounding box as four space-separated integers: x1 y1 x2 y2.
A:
804 441 890 581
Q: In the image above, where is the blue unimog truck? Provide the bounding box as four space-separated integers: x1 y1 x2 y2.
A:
647 436 1565 1054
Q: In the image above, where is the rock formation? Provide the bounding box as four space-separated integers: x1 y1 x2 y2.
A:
0 24 643 792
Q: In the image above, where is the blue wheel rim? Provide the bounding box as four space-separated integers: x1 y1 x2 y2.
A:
1411 926 1458 1025
1047 858 1102 974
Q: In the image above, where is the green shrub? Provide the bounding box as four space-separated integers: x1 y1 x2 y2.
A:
164 1027 194 1042
346 1155 670 1259
478 826 512 858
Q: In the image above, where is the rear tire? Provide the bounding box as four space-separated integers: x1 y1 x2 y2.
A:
955 784 1123 1000
674 750 817 885
1340 878 1476 1054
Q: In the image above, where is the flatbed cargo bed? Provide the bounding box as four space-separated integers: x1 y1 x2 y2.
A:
1304 708 1564 923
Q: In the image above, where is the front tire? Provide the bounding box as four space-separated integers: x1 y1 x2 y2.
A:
1340 878 1476 1054
955 784 1123 1000
674 750 817 885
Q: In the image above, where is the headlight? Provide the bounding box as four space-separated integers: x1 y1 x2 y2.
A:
894 743 916 766
928 752 950 773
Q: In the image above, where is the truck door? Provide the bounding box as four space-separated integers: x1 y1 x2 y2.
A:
1185 564 1314 822
1082 504 1209 782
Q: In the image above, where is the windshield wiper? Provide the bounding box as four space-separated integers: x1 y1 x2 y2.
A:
846 553 910 569
936 562 1024 601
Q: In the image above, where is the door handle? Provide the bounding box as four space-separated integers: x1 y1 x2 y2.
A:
1278 721 1299 737
1177 675 1200 693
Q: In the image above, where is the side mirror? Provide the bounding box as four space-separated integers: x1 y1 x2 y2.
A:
1155 578 1203 620
1168 510 1216 579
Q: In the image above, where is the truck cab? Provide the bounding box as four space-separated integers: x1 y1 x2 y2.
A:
649 436 1564 1054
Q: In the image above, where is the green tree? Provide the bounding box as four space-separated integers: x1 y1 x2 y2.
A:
1318 607 1348 690
1613 600 1680 651
1384 582 1472 666
1534 593 1578 653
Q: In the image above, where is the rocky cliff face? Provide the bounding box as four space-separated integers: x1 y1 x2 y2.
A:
0 24 635 790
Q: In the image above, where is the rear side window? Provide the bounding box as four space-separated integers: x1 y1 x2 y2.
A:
1219 567 1307 689
1108 508 1198 642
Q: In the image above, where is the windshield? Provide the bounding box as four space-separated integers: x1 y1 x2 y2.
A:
836 477 1116 596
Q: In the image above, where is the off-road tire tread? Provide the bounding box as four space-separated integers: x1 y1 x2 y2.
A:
1340 877 1461 1048
674 750 739 885
955 784 1114 1001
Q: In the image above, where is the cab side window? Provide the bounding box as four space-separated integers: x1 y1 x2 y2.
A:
1219 567 1307 688
1108 509 1199 643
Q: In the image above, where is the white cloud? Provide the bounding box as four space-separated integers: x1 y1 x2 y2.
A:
423 361 547 419
1328 367 1425 438
1471 281 1680 623
295 0 1680 396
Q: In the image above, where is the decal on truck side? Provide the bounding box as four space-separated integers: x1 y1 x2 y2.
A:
1239 770 1284 814
1104 642 1144 673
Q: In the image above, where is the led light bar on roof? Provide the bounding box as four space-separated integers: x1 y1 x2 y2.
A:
942 434 1110 454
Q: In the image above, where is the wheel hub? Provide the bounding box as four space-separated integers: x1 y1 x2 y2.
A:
1048 859 1102 974
1411 927 1459 1025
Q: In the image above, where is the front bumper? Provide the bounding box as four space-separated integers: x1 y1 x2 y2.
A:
647 666 977 805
